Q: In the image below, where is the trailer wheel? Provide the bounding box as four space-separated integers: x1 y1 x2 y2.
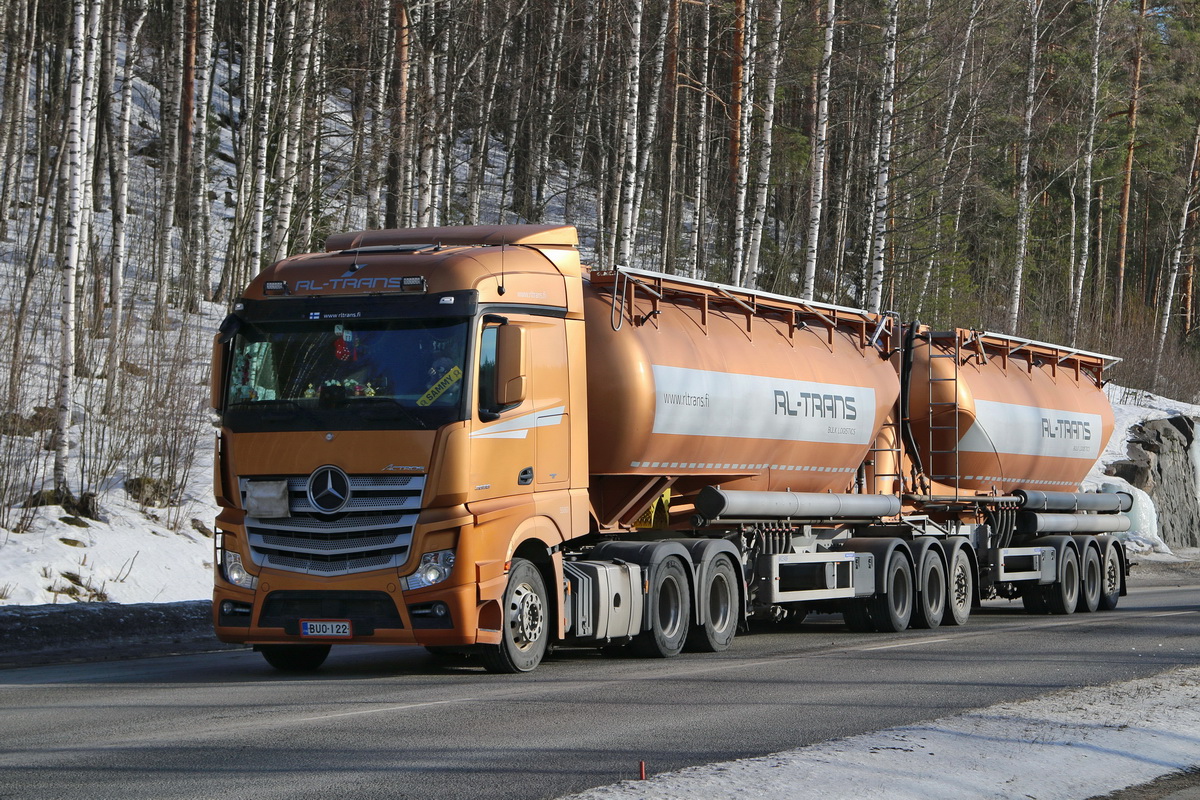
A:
1098 540 1122 610
911 549 946 630
1045 547 1080 615
869 550 913 633
686 554 737 653
633 557 691 658
944 547 973 627
259 644 331 672
1078 545 1102 613
482 558 548 674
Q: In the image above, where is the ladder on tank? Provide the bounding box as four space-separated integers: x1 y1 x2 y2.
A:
925 330 961 500
866 409 904 495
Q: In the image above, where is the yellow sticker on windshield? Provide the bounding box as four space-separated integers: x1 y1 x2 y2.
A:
417 365 463 407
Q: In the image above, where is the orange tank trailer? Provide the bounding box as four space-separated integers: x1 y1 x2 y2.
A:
211 224 1132 674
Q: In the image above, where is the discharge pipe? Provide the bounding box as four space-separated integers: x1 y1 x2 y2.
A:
1013 490 1133 513
695 487 901 522
1016 512 1132 533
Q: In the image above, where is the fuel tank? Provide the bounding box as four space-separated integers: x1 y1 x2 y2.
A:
907 328 1116 493
583 269 901 497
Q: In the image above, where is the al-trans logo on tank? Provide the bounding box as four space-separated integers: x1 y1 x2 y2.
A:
960 400 1102 459
651 365 875 444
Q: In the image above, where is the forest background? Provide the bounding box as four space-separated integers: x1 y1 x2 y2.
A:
0 0 1197 544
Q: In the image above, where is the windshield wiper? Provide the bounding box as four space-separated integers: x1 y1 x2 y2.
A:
346 396 428 429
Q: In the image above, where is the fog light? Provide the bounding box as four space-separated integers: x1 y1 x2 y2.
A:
221 600 234 615
405 550 456 590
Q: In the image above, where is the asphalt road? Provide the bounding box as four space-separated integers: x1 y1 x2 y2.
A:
1 584 1197 800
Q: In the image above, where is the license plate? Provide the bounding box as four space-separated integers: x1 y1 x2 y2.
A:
300 619 352 638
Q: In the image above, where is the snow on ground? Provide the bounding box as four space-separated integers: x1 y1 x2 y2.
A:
565 663 1200 800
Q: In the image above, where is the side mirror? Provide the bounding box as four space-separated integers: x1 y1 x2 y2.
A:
211 335 228 411
494 323 527 407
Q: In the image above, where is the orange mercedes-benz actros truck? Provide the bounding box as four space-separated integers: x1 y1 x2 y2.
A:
211 224 1130 672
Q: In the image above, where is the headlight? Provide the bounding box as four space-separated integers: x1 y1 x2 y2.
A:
222 550 258 590
405 549 456 590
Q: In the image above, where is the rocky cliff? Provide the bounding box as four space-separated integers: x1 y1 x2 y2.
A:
1106 416 1200 549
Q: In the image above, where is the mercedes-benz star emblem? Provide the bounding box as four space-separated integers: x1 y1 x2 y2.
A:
307 465 351 514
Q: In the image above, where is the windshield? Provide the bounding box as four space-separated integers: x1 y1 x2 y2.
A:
223 318 470 432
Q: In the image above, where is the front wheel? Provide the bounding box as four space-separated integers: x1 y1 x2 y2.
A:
482 558 549 674
633 557 691 658
259 644 331 672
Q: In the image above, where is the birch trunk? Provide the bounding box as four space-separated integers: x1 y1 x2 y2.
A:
685 0 711 279
1067 0 1111 345
866 0 899 313
249 0 278 275
802 0 836 299
106 0 148 406
55 0 88 499
746 0 783 288
1152 119 1200 389
730 0 756 287
1005 0 1041 334
615 0 644 267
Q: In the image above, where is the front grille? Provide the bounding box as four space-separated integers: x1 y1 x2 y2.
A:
241 475 424 577
258 590 404 635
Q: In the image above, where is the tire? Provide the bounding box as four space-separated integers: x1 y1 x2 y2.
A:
944 546 974 627
868 549 913 633
482 558 549 673
911 549 946 630
686 555 738 653
633 557 691 658
842 599 874 632
1045 547 1080 615
1078 545 1102 613
1098 540 1122 610
259 644 331 672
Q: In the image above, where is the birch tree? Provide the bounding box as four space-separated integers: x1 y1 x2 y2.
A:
614 0 644 267
106 0 149 406
802 0 837 299
55 0 91 500
1004 0 1041 334
745 0 783 288
1152 119 1200 390
866 0 900 313
1067 0 1112 345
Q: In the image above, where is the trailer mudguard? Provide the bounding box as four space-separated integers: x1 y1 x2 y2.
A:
836 537 913 595
670 538 746 628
